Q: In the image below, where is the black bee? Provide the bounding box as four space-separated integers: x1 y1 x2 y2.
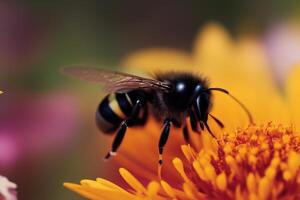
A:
62 66 253 166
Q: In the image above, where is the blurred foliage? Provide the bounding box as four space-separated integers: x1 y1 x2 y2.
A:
16 0 300 90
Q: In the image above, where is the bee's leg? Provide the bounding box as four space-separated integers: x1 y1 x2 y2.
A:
104 121 127 159
199 121 205 130
190 111 201 133
158 119 171 179
183 125 190 143
104 100 143 160
132 104 148 125
158 119 171 165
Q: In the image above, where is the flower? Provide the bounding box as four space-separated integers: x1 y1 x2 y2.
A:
65 123 300 200
0 175 17 200
64 23 300 199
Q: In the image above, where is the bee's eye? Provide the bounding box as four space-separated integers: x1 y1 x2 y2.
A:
194 85 202 93
176 82 185 92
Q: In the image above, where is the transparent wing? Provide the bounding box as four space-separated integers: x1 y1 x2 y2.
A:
61 65 171 93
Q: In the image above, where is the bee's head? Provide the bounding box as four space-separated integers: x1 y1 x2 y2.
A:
163 74 210 112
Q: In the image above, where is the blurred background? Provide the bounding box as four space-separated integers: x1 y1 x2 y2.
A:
0 1 300 199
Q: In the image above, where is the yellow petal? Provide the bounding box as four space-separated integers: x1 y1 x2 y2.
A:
122 48 193 73
119 168 147 194
160 180 176 199
63 182 135 200
286 65 300 130
193 24 287 126
193 22 233 68
95 178 129 193
63 183 101 199
81 179 109 190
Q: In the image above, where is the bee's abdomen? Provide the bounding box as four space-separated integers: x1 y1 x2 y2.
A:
96 93 133 133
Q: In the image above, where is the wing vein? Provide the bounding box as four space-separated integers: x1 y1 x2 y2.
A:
61 65 171 93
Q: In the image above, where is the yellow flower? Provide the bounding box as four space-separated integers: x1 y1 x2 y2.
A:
64 23 300 200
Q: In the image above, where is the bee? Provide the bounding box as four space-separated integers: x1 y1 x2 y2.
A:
62 66 253 167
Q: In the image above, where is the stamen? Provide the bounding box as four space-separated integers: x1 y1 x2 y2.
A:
182 183 197 199
246 173 256 193
172 158 191 183
193 160 208 181
265 166 277 180
287 151 300 176
258 177 271 200
146 181 160 197
203 164 217 182
216 172 227 191
181 145 196 162
283 170 292 181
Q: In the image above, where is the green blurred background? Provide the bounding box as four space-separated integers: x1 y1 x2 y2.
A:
0 1 300 199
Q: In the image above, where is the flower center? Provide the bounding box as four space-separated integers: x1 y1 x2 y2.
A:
180 123 300 200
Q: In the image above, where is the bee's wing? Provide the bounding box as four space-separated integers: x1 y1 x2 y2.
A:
61 65 171 93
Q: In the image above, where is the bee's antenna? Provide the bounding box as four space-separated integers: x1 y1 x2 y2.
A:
206 88 254 124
